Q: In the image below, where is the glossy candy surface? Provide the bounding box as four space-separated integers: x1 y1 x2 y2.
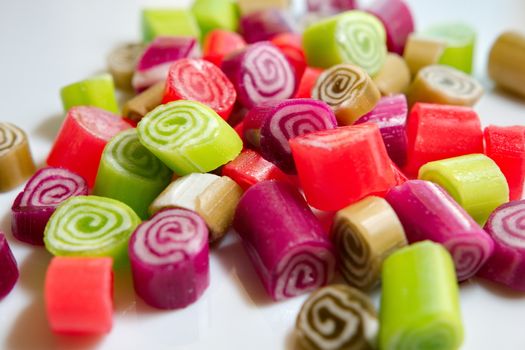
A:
60 74 119 114
0 123 36 192
203 30 246 67
0 233 18 299
141 8 201 42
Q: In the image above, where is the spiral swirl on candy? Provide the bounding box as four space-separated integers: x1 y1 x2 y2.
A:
0 122 25 157
487 201 525 249
419 65 483 104
313 64 367 108
444 235 494 281
393 319 460 350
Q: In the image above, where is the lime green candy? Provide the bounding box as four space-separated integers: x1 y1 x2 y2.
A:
419 154 509 226
60 74 119 113
142 8 201 42
44 196 141 267
191 0 239 36
137 100 243 175
93 129 173 219
303 10 387 76
380 241 463 350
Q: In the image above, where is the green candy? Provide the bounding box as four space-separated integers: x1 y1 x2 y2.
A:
60 74 119 113
419 154 509 226
191 0 239 36
142 8 201 42
137 100 242 175
303 10 387 76
44 196 141 267
93 129 173 219
380 241 463 350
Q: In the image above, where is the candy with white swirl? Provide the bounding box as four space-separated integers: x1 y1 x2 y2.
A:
107 42 145 91
0 122 36 192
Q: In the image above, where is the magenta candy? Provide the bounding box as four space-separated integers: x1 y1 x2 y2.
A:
240 9 295 44
233 180 336 301
355 94 408 167
0 233 18 299
11 167 88 245
386 180 494 281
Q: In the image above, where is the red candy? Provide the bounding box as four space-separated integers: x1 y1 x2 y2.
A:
290 124 397 211
404 103 483 176
294 67 323 99
271 33 307 81
485 125 525 200
203 29 246 67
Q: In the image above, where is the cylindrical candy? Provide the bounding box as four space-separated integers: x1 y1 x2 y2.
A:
60 74 119 114
203 29 247 67
488 31 525 98
372 53 411 95
141 9 201 42
271 33 307 81
0 233 18 300
294 67 323 99
129 208 209 309
191 0 239 36
0 122 36 192
122 81 165 122
233 180 335 300
11 167 88 245
379 241 464 350
107 42 145 91
403 35 447 76
240 9 295 44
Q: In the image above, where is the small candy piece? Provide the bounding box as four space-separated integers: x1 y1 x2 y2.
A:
162 58 237 120
404 103 483 176
137 100 242 175
372 53 411 95
238 0 289 15
45 257 113 334
484 125 525 200
379 241 464 350
44 196 141 266
107 43 145 91
243 99 337 173
307 0 356 13
203 29 247 67
149 173 243 242
11 167 88 245
478 200 525 291
332 196 407 290
296 284 378 350
141 9 201 42
46 107 132 187
0 123 36 192
386 180 494 281
122 81 165 122
234 180 335 300
403 35 447 76
129 209 209 309
240 9 295 44
488 31 525 98
355 94 408 167
290 124 396 211
294 67 323 98
222 42 297 109
191 0 239 36
419 154 510 226
271 33 307 81
312 64 381 125
0 233 18 299
60 74 119 114
303 11 387 75
407 65 483 107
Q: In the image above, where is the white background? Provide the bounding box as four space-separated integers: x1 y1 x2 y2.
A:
1 0 525 349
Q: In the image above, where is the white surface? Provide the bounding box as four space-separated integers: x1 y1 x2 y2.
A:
1 0 525 349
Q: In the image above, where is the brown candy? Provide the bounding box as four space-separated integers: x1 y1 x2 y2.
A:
122 81 165 122
488 31 525 98
0 123 36 192
373 53 411 95
107 43 145 91
403 35 446 76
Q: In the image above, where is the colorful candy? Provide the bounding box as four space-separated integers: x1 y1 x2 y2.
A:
240 9 294 44
129 208 209 309
233 181 335 300
11 167 88 245
238 0 290 15
271 33 307 81
0 233 18 299
203 29 247 67
488 31 525 98
403 35 447 76
372 53 411 95
107 42 145 91
306 0 356 13
60 74 119 114
0 122 36 192
122 81 165 122
294 67 323 98
141 9 201 42
191 0 239 36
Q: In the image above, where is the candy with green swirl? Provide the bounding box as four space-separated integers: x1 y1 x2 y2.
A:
94 129 172 219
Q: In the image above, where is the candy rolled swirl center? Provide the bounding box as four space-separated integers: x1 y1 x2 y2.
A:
0 122 24 156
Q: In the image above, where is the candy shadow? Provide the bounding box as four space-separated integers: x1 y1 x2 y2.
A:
491 86 525 107
33 113 64 141
18 248 52 294
285 328 301 350
476 278 525 299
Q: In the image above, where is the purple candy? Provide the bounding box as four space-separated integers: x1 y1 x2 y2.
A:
240 9 295 44
244 99 337 173
355 94 408 167
307 0 356 13
233 180 335 301
0 233 18 299
386 180 495 282
221 42 297 109
129 208 209 309
11 167 88 245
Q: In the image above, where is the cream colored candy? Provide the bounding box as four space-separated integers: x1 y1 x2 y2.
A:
488 31 525 98
373 53 411 95
107 43 145 91
403 35 446 76
0 123 36 192
122 81 165 122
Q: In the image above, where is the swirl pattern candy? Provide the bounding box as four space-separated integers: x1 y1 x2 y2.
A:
107 42 145 91
0 122 36 192
296 284 378 350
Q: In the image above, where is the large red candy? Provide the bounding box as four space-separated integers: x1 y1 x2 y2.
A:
203 29 246 67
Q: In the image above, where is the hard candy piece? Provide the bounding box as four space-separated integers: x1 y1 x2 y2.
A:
372 53 411 95
271 33 307 81
0 233 18 299
203 30 246 67
122 81 165 122
488 31 525 98
0 123 36 192
238 0 289 15
141 9 201 42
240 9 295 44
107 43 145 91
60 74 119 114
403 35 447 76
294 67 323 98
191 0 239 36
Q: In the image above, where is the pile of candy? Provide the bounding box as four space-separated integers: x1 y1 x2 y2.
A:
1 0 525 348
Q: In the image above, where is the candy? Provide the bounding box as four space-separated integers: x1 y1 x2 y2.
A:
294 67 323 98
488 31 525 98
484 125 525 200
234 181 335 300
46 107 132 187
162 58 237 120
379 241 463 350
386 180 494 281
306 0 356 13
45 257 113 334
419 154 509 226
303 11 387 76
0 233 18 299
44 196 141 266
243 99 337 173
191 0 239 36
221 42 297 109
122 81 165 122
0 122 36 192
203 29 247 67
296 284 378 350
271 33 307 81
331 196 407 290
312 64 381 125
355 94 408 167
149 173 243 242
403 35 447 76
129 208 209 309
404 103 483 176
60 74 119 114
141 9 201 42
478 200 525 291
372 53 411 95
240 9 294 44
290 124 396 211
137 100 242 175
407 65 483 107
107 42 145 91
238 0 289 15
11 167 88 245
